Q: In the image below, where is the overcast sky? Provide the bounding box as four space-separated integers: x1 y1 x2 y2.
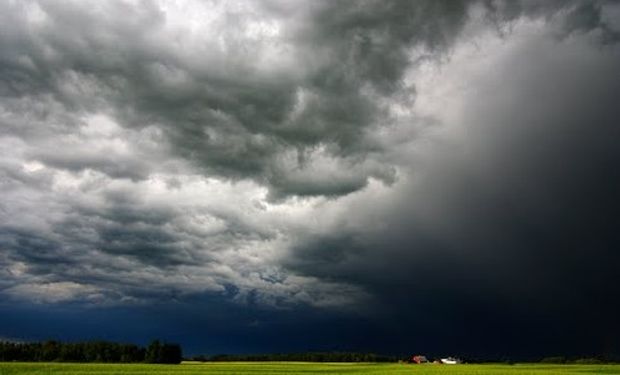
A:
1 0 620 359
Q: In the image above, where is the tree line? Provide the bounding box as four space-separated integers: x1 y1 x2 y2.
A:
539 356 618 364
190 352 397 362
0 339 182 364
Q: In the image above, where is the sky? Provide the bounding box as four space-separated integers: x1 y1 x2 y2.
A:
1 0 620 360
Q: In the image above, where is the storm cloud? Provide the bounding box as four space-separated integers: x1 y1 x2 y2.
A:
1 0 620 358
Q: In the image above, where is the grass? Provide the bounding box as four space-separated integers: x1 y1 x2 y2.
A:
1 362 620 375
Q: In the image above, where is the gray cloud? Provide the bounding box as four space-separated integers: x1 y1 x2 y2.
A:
1 2 619 349
0 0 483 198
285 5 620 331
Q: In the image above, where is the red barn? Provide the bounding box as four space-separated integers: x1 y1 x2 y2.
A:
411 355 428 364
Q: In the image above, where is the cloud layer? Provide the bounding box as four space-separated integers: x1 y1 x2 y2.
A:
1 0 620 357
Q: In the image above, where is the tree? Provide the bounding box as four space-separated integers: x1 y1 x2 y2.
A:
145 340 162 363
159 343 182 364
0 339 176 363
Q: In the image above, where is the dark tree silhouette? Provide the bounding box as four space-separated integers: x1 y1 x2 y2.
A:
0 340 174 364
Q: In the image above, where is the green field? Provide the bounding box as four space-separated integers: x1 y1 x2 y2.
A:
1 362 620 375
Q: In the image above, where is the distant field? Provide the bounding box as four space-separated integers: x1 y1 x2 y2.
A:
1 362 620 375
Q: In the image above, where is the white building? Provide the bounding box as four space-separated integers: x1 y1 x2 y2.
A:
440 357 461 364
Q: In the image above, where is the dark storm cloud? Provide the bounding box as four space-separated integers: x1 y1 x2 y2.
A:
0 0 481 197
1 0 620 359
0 0 481 305
283 7 620 356
1 0 616 194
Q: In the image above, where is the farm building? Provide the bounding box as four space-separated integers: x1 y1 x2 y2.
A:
411 355 428 364
440 357 461 364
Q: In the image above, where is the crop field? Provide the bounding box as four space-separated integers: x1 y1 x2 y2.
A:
1 362 620 375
